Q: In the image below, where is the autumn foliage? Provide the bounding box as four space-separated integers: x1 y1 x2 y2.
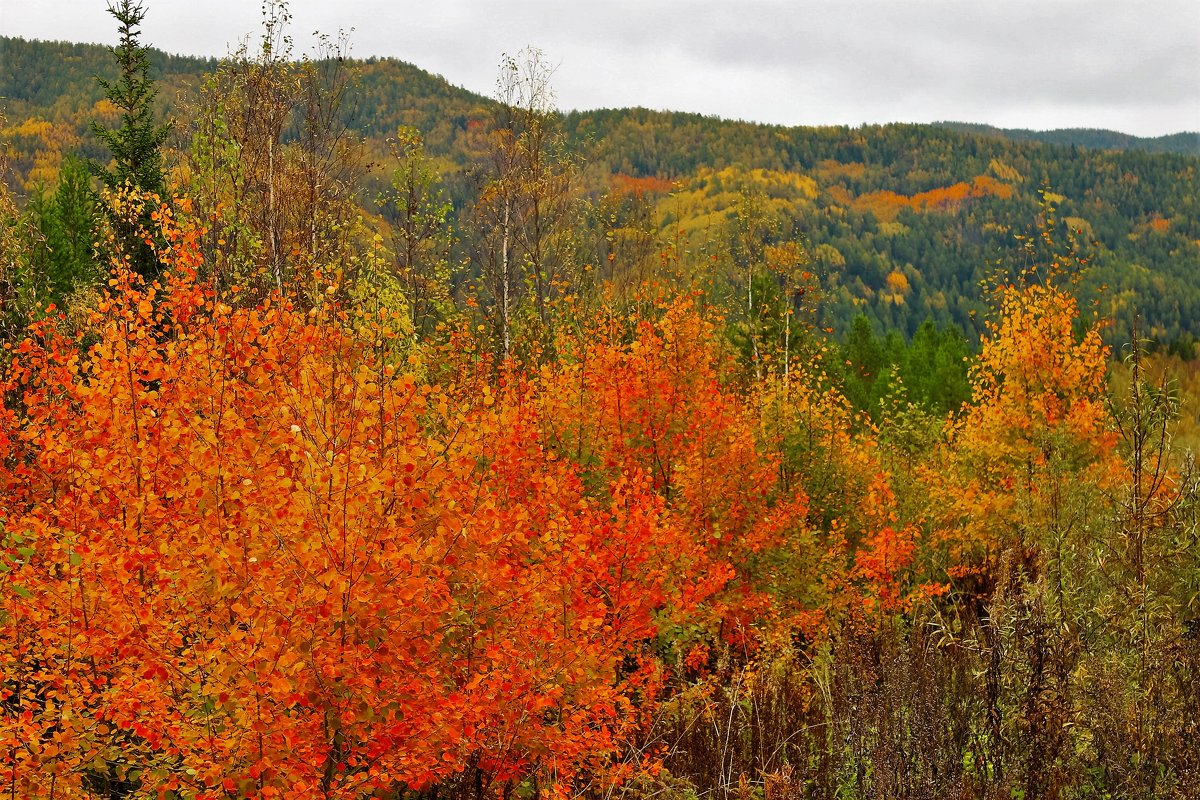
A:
3 10 1199 791
1 178 1196 798
928 259 1119 576
0 201 736 796
852 174 1014 222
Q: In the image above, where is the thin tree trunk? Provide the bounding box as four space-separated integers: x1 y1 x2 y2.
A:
501 197 511 359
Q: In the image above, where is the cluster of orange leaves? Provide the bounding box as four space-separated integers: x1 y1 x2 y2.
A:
0 200 828 797
0 204 732 797
608 174 677 199
853 175 1015 223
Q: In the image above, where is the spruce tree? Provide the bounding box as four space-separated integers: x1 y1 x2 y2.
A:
91 0 172 279
47 156 100 302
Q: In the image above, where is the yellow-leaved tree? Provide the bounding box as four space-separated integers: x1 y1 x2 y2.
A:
924 204 1122 799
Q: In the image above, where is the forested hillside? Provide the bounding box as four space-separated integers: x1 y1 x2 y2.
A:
1 15 1199 797
3 35 1199 348
937 121 1200 156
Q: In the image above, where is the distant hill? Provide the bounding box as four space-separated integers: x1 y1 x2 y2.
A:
2 35 1198 347
0 35 491 152
937 121 1200 157
0 36 218 119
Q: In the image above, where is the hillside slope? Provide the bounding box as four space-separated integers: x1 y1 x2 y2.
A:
937 121 1199 157
2 35 1198 344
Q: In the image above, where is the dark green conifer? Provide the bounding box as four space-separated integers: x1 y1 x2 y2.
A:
90 0 172 279
30 156 99 305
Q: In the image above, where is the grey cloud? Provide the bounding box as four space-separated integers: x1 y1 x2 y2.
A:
2 0 1196 135
676 2 1198 103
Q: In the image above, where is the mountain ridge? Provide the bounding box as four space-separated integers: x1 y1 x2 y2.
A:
2 35 1194 155
935 121 1199 157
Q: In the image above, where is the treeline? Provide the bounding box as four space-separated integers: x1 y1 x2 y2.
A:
937 121 1200 157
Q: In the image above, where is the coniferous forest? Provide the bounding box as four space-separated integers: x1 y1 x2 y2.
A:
1 2 1199 798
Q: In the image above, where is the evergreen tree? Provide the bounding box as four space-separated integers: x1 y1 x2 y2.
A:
28 156 100 307
90 0 172 279
840 314 885 413
50 156 99 297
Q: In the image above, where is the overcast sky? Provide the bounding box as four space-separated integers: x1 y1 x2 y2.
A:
3 0 1197 137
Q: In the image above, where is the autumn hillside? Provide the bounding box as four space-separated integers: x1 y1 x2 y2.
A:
3 35 1199 348
1 14 1199 799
